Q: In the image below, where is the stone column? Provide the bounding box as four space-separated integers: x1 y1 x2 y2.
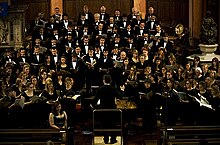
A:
191 0 203 38
134 0 146 19
219 0 220 47
50 0 63 16
13 15 23 50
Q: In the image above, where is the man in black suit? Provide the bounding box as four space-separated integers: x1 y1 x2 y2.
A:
69 53 86 91
29 14 44 34
52 7 62 24
145 6 158 22
60 13 73 32
127 7 138 23
113 9 122 27
30 45 45 65
77 13 89 28
80 35 92 55
0 48 16 67
146 14 160 36
45 16 60 34
32 27 50 48
50 47 61 67
30 45 45 75
92 75 119 144
84 47 99 92
121 23 135 42
78 5 94 24
160 34 175 55
16 48 31 66
152 24 165 37
99 5 110 23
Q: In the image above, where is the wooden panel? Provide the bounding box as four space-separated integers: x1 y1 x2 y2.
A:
38 1 50 18
159 1 170 21
25 0 50 23
63 0 78 22
12 0 189 37
86 0 115 15
120 0 132 16
148 1 158 12
148 0 189 35
25 2 39 22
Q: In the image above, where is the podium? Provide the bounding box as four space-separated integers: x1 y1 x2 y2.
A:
93 109 123 145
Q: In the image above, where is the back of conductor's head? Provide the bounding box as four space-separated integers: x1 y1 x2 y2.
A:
103 75 112 84
46 140 54 145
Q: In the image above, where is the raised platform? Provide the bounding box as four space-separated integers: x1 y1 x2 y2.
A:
187 53 220 64
187 43 220 64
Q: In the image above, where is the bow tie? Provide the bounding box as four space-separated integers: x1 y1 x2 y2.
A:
53 55 57 57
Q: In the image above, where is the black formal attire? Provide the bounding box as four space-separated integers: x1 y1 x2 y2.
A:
60 19 73 30
50 53 61 68
113 15 122 27
159 39 175 54
29 19 44 34
45 22 60 34
146 20 160 35
77 19 89 28
69 58 86 91
61 86 77 126
16 55 31 66
99 12 110 23
94 84 118 144
140 85 157 133
84 54 99 92
145 13 158 22
32 28 50 42
78 12 94 24
1 55 17 67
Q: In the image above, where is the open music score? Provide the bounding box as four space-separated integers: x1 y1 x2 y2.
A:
116 99 137 109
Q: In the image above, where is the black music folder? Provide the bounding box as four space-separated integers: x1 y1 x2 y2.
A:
173 89 188 102
139 91 153 100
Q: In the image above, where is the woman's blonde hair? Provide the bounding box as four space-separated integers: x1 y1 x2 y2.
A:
45 79 54 92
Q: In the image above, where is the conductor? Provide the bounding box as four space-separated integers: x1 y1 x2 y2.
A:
91 74 118 144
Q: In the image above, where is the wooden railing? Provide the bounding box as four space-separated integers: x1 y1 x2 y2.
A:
159 125 220 144
0 129 68 144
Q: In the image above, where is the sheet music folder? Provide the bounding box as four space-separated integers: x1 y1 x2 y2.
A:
30 95 47 103
14 98 25 109
172 89 188 102
139 91 153 100
188 94 214 110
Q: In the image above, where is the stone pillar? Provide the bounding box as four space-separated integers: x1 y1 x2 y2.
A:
0 5 27 50
13 18 23 50
191 0 203 38
50 0 63 16
219 0 220 46
134 0 146 19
